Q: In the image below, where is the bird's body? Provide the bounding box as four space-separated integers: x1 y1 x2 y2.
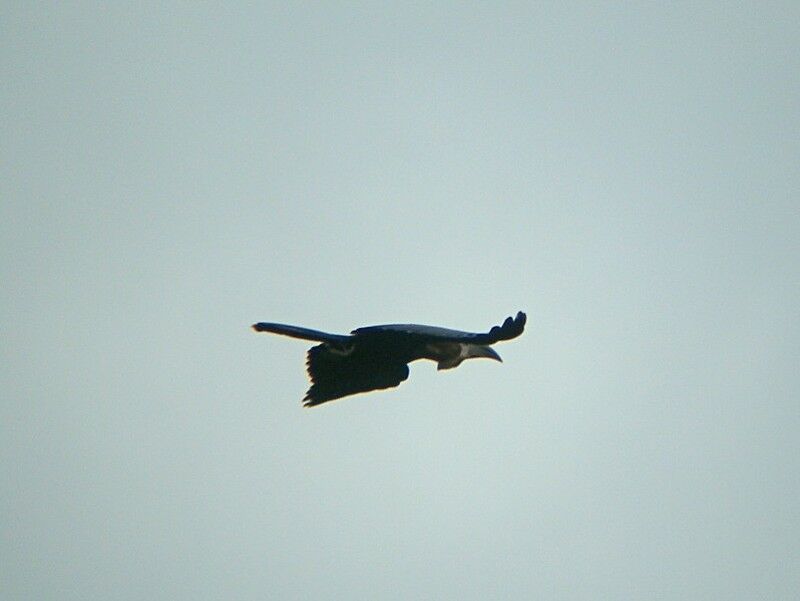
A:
252 311 526 406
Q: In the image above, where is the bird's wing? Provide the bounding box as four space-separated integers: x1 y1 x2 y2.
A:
351 311 526 345
303 344 410 406
251 322 351 344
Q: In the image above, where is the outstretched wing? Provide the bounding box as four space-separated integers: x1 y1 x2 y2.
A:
352 311 527 345
303 344 410 407
251 322 351 344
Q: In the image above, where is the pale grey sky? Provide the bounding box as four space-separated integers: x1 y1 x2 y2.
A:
2 3 799 600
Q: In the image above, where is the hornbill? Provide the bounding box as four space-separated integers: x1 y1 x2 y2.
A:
252 311 526 406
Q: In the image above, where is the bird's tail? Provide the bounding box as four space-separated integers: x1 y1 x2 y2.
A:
251 322 351 344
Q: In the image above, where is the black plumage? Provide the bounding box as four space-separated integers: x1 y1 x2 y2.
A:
253 311 526 406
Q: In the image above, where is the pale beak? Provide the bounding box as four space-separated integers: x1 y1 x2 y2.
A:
473 345 502 362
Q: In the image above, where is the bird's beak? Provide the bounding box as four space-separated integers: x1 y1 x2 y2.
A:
472 345 502 362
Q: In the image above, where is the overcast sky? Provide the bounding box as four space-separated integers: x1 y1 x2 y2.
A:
2 3 799 600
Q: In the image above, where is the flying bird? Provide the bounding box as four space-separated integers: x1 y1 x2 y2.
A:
252 311 526 406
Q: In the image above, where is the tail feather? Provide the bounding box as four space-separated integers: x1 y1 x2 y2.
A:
251 322 351 344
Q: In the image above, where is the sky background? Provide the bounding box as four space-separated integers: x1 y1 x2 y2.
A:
2 3 799 600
